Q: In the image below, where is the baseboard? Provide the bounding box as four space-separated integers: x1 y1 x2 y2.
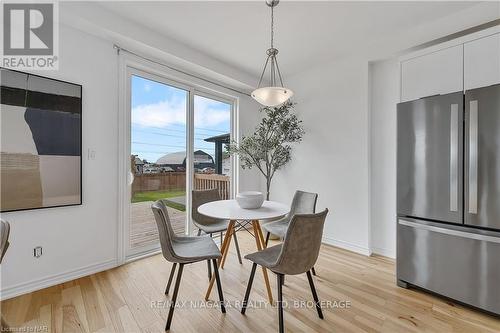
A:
125 248 161 263
0 259 117 301
322 236 372 256
371 246 396 259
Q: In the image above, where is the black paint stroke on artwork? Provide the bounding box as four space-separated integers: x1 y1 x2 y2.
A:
0 86 26 106
24 108 81 156
26 90 81 114
0 86 80 114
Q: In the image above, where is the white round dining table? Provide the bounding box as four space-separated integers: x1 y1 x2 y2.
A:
199 199 290 304
198 199 289 221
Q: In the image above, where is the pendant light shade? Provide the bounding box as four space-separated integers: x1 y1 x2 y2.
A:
252 0 293 107
251 87 294 107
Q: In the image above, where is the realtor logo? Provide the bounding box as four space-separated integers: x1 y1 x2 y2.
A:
1 1 58 69
4 3 53 55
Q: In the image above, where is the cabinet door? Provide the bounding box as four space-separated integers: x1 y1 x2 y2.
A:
464 33 500 90
401 45 463 102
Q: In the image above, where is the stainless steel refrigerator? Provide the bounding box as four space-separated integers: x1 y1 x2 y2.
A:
397 84 500 315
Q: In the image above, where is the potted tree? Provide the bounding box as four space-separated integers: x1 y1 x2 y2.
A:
228 101 304 200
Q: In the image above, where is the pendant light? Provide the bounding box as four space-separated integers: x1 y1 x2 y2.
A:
252 0 294 107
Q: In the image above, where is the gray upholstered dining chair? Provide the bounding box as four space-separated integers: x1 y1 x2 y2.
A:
0 219 10 263
241 209 329 333
152 200 226 331
262 190 318 275
1 219 10 330
192 189 242 278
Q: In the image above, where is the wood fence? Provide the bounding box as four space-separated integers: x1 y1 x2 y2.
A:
132 172 186 194
132 172 230 199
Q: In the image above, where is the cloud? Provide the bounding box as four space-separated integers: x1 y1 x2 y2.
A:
194 96 230 127
132 98 186 127
131 96 230 128
143 83 152 92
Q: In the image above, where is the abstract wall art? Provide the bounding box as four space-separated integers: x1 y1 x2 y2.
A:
0 68 82 212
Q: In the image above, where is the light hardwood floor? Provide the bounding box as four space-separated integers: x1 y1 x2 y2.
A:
2 233 499 333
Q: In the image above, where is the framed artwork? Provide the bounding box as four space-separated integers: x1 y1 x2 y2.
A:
0 68 82 212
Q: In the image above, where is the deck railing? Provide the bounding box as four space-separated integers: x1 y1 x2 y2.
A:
194 173 231 200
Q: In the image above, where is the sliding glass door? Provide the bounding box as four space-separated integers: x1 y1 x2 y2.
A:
125 67 234 259
193 94 232 201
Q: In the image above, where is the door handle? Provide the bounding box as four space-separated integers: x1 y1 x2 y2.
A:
398 219 500 243
449 104 458 212
469 100 478 214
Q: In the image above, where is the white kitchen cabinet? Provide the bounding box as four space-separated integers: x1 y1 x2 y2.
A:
464 33 500 91
401 45 463 102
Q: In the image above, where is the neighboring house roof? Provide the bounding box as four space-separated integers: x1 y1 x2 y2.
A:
194 150 214 164
204 133 230 144
157 151 185 165
156 150 214 165
134 156 144 165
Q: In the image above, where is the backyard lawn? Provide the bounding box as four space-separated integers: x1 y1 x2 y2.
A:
132 190 186 211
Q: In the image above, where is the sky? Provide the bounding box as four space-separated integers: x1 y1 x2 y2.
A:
131 75 231 164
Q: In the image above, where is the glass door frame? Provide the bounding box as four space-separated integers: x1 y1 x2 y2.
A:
118 54 238 263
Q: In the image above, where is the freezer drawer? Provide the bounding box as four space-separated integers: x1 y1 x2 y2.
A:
397 92 463 224
397 218 500 315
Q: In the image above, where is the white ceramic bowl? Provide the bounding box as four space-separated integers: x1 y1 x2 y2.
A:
236 191 264 209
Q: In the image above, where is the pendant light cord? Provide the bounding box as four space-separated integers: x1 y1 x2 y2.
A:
270 5 274 49
256 1 286 90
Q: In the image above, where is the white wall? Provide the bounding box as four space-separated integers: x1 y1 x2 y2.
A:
1 24 119 299
0 23 261 300
369 59 400 258
271 56 371 255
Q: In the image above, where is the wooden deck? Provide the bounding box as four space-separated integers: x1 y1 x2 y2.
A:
2 233 500 333
130 201 185 248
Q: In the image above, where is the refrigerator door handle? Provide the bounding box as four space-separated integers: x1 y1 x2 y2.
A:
469 100 478 214
450 104 459 212
398 219 500 243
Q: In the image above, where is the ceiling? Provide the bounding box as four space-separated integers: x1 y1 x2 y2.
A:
97 1 480 78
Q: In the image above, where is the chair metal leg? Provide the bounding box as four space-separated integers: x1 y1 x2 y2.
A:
197 229 202 236
220 231 223 241
241 263 257 315
265 232 270 246
311 266 317 276
277 273 285 333
166 263 184 331
233 232 242 264
165 263 177 295
212 259 226 313
207 259 212 281
306 270 323 319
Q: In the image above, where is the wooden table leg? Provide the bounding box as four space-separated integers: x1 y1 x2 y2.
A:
205 220 235 301
220 225 234 269
252 220 274 304
254 221 267 249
